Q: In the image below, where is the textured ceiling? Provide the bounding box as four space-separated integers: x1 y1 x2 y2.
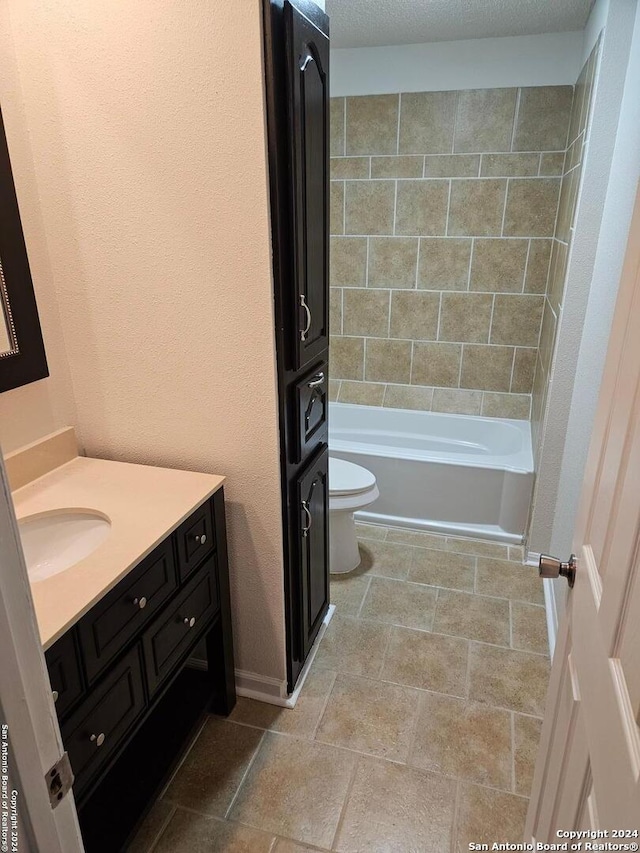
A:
326 0 594 48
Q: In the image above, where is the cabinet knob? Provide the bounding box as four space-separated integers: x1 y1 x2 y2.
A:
133 596 147 609
90 733 106 747
193 533 206 545
183 616 196 629
52 690 59 703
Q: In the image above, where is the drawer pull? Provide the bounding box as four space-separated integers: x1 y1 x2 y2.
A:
300 294 312 341
52 690 59 703
90 733 106 747
301 500 312 537
193 533 207 545
307 372 325 388
183 616 196 629
133 596 147 609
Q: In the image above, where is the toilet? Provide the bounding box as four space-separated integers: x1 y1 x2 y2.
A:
329 457 379 574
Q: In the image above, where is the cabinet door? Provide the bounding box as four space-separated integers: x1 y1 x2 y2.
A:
296 447 329 658
285 1 329 370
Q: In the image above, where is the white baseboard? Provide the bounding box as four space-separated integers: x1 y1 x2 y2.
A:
234 604 336 709
525 550 557 658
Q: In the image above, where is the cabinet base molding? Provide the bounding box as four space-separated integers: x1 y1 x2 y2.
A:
235 604 335 708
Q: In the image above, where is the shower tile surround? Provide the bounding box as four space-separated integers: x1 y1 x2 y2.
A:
329 86 573 419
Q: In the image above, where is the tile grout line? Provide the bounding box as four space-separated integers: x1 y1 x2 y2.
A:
329 757 361 851
223 728 268 820
396 93 401 155
145 804 177 853
310 669 338 741
510 711 517 794
522 238 532 295
451 781 461 853
500 177 509 237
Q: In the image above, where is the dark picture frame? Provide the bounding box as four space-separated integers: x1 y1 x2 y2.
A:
0 106 48 393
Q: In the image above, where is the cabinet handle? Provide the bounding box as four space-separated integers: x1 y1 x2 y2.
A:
301 500 312 538
133 596 147 609
52 690 59 703
307 372 325 388
193 533 206 545
300 294 312 342
183 616 196 628
90 733 106 747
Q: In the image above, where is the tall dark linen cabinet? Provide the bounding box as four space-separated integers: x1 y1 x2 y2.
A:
263 0 331 691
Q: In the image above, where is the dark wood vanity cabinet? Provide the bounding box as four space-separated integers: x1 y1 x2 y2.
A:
264 0 331 690
44 488 235 852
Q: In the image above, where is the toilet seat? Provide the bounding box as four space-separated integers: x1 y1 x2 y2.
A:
329 457 376 497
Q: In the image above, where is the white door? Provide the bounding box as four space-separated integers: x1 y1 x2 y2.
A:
0 455 84 852
526 187 640 839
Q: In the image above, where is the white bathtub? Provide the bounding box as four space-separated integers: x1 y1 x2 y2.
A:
329 403 534 544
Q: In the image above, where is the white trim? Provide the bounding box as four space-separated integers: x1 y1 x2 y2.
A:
543 577 559 660
235 604 336 708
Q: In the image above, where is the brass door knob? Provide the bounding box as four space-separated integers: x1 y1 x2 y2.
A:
539 554 577 588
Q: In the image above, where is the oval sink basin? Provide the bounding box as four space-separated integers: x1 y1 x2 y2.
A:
19 511 111 582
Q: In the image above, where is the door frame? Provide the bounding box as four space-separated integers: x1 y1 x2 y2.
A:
0 452 84 852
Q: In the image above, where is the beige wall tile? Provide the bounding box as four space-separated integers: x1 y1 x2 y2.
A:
565 136 583 172
368 236 419 288
503 178 561 238
338 380 386 406
511 348 537 394
424 154 480 177
482 392 531 419
439 292 493 343
343 289 390 337
331 156 369 179
539 152 565 176
390 291 439 340
329 335 364 380
448 180 507 236
480 153 539 177
432 387 483 415
524 239 552 293
538 300 558 375
395 180 449 235
398 90 457 154
460 345 514 391
470 239 528 293
330 287 342 334
366 339 412 383
555 165 581 243
456 783 529 852
418 237 472 290
330 97 345 156
346 94 399 155
513 86 573 151
371 155 422 178
547 240 568 313
345 180 395 235
330 236 367 287
491 294 544 347
330 181 344 235
412 342 462 387
454 88 517 153
383 384 434 411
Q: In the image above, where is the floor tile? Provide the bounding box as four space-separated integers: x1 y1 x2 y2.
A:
410 692 513 790
229 732 356 849
153 810 275 853
334 757 456 853
508 545 525 563
408 548 475 591
273 840 330 853
385 528 447 549
381 625 468 696
359 576 437 630
475 557 544 604
445 536 509 560
315 672 420 761
511 602 549 654
356 540 414 580
128 799 175 853
163 718 263 817
330 574 371 616
355 522 387 541
229 669 336 737
468 642 550 715
433 589 511 646
455 783 529 852
315 614 391 678
514 714 543 796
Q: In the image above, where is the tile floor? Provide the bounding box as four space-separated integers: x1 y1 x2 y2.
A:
130 524 549 853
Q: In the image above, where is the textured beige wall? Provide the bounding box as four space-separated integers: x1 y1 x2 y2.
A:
329 88 573 420
2 1 287 682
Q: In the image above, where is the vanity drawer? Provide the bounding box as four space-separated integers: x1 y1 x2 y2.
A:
175 500 215 582
78 539 177 683
62 645 146 796
143 558 219 696
46 630 84 719
294 363 327 463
